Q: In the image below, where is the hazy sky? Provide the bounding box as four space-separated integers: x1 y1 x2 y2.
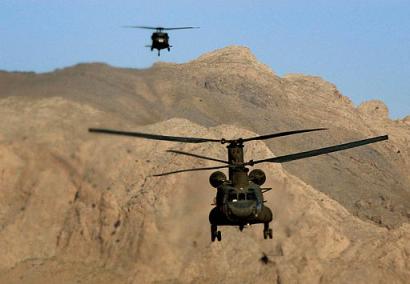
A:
1 0 409 118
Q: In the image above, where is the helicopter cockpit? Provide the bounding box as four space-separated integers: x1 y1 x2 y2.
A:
225 189 261 219
228 191 257 202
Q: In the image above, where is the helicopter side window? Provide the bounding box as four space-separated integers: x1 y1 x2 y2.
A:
238 193 246 201
228 192 237 202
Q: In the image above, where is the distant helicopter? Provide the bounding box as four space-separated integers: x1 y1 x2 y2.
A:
88 127 388 242
123 26 199 56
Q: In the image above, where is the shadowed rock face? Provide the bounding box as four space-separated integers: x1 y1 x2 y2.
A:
0 46 409 283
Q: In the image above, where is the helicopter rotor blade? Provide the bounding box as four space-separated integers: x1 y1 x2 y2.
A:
151 165 230 177
241 128 327 143
89 127 328 145
122 25 161 29
162 27 200 30
167 150 229 164
88 128 222 143
122 26 199 31
249 135 388 165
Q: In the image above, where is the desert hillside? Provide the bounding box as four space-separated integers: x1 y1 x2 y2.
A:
0 46 409 283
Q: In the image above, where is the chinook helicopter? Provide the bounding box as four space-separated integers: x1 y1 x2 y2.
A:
123 26 199 56
88 127 388 242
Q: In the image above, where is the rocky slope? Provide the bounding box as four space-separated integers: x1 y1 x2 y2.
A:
0 46 409 283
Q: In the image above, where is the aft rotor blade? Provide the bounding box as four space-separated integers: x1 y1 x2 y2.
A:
241 128 327 143
89 128 221 143
151 165 230 177
250 135 388 165
167 150 229 164
163 27 199 30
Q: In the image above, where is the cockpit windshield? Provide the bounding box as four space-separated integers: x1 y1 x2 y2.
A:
228 191 257 202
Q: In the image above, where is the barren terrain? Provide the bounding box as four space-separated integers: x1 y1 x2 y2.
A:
0 46 409 283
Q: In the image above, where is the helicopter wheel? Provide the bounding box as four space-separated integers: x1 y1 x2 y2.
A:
167 47 170 52
239 225 244 232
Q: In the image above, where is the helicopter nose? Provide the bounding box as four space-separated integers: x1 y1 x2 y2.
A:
228 201 256 218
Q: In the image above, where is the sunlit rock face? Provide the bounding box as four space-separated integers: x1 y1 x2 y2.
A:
358 100 390 120
0 46 409 283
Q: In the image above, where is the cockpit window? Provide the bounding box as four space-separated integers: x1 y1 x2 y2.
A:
228 191 257 202
228 192 237 202
247 192 256 200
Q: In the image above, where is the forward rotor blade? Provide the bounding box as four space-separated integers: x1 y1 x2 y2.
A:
89 128 221 143
163 27 199 30
250 135 388 165
167 150 229 164
151 165 230 177
122 25 160 29
241 128 327 143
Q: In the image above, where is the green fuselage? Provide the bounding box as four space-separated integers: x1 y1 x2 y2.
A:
209 143 273 226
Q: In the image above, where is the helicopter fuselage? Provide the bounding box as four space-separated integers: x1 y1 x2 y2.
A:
209 181 272 226
151 32 170 52
208 143 274 241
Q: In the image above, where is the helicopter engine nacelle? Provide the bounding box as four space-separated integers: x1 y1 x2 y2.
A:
248 169 266 186
209 171 227 188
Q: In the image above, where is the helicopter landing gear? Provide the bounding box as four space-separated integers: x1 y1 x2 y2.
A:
157 50 160 56
167 47 170 52
211 224 222 242
239 225 244 231
263 223 273 239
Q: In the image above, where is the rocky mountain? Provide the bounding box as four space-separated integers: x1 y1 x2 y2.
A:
0 46 409 283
